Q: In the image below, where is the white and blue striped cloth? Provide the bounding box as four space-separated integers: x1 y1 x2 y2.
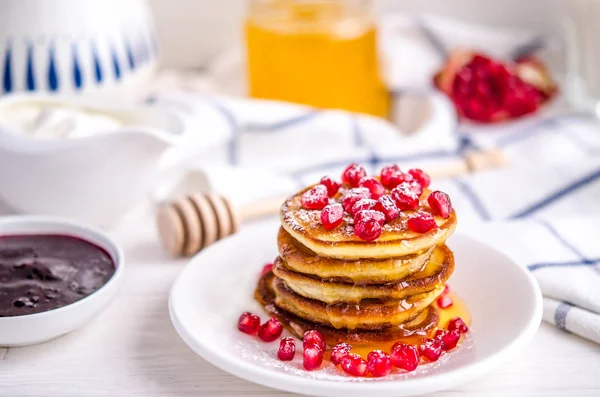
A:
148 15 600 344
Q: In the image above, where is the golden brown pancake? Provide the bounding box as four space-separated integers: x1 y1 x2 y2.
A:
278 228 434 284
272 276 444 330
273 244 454 303
255 270 440 346
281 186 457 260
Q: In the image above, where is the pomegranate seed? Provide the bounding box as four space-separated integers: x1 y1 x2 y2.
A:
237 312 260 335
435 329 461 350
353 210 385 241
351 198 376 214
428 191 452 218
406 180 424 197
342 187 371 213
407 212 438 233
341 163 366 187
277 337 296 361
374 195 399 222
320 203 344 230
303 344 324 370
408 169 431 189
442 284 450 295
390 343 419 372
303 330 326 351
447 317 469 334
257 317 283 342
340 353 368 377
380 165 412 189
260 263 273 276
391 183 419 210
301 184 329 210
330 342 352 366
437 295 453 309
419 338 443 362
358 177 385 199
366 350 392 377
320 176 341 197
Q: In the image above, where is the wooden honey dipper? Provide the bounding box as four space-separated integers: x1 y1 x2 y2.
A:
156 149 505 257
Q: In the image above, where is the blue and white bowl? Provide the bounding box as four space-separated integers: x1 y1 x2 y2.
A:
0 0 158 98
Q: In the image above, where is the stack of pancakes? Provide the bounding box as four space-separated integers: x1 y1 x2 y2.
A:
255 187 457 346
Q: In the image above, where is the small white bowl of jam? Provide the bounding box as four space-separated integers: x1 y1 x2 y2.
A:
0 215 124 346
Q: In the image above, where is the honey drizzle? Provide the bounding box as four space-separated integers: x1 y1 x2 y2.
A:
329 292 471 360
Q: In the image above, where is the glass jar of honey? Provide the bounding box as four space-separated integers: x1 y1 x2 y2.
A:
245 0 390 118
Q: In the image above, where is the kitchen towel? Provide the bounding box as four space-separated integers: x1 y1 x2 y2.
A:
147 14 600 344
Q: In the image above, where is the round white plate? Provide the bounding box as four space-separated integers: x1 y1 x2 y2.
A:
169 220 542 397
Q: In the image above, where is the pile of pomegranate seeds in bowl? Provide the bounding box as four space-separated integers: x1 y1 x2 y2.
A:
300 163 453 241
434 50 557 123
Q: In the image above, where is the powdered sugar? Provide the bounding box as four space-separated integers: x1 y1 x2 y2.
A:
234 333 475 382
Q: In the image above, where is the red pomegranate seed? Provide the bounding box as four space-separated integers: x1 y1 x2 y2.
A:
366 350 392 377
257 317 283 342
320 203 344 230
277 337 296 361
353 210 385 241
428 191 452 218
340 353 369 377
303 344 324 370
358 177 385 199
391 183 419 210
447 317 469 334
408 169 431 189
390 343 419 372
380 165 412 189
406 180 424 197
374 195 399 222
407 212 438 233
260 263 273 276
342 187 371 213
419 338 443 362
341 163 366 187
435 329 461 350
303 330 326 351
301 184 329 210
237 312 260 335
320 176 341 197
442 284 450 295
351 198 376 214
437 295 454 309
330 342 352 366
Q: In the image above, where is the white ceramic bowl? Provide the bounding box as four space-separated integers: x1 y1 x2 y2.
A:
0 215 124 346
169 220 542 397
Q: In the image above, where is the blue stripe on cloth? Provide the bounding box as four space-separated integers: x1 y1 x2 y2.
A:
203 99 240 165
245 111 320 132
538 220 585 259
508 166 600 219
527 257 600 271
414 16 448 59
554 302 573 330
453 179 492 220
496 117 560 147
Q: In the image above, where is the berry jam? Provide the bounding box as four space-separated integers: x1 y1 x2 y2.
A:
0 235 116 317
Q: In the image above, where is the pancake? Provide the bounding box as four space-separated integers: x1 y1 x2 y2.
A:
272 276 445 330
273 244 454 303
281 186 457 260
278 228 434 284
255 270 440 346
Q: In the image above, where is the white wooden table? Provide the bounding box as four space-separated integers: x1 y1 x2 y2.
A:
1 205 599 397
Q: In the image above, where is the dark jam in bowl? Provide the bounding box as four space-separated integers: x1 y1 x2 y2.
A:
0 234 116 317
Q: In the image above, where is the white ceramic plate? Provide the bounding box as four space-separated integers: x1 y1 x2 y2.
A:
169 220 542 397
